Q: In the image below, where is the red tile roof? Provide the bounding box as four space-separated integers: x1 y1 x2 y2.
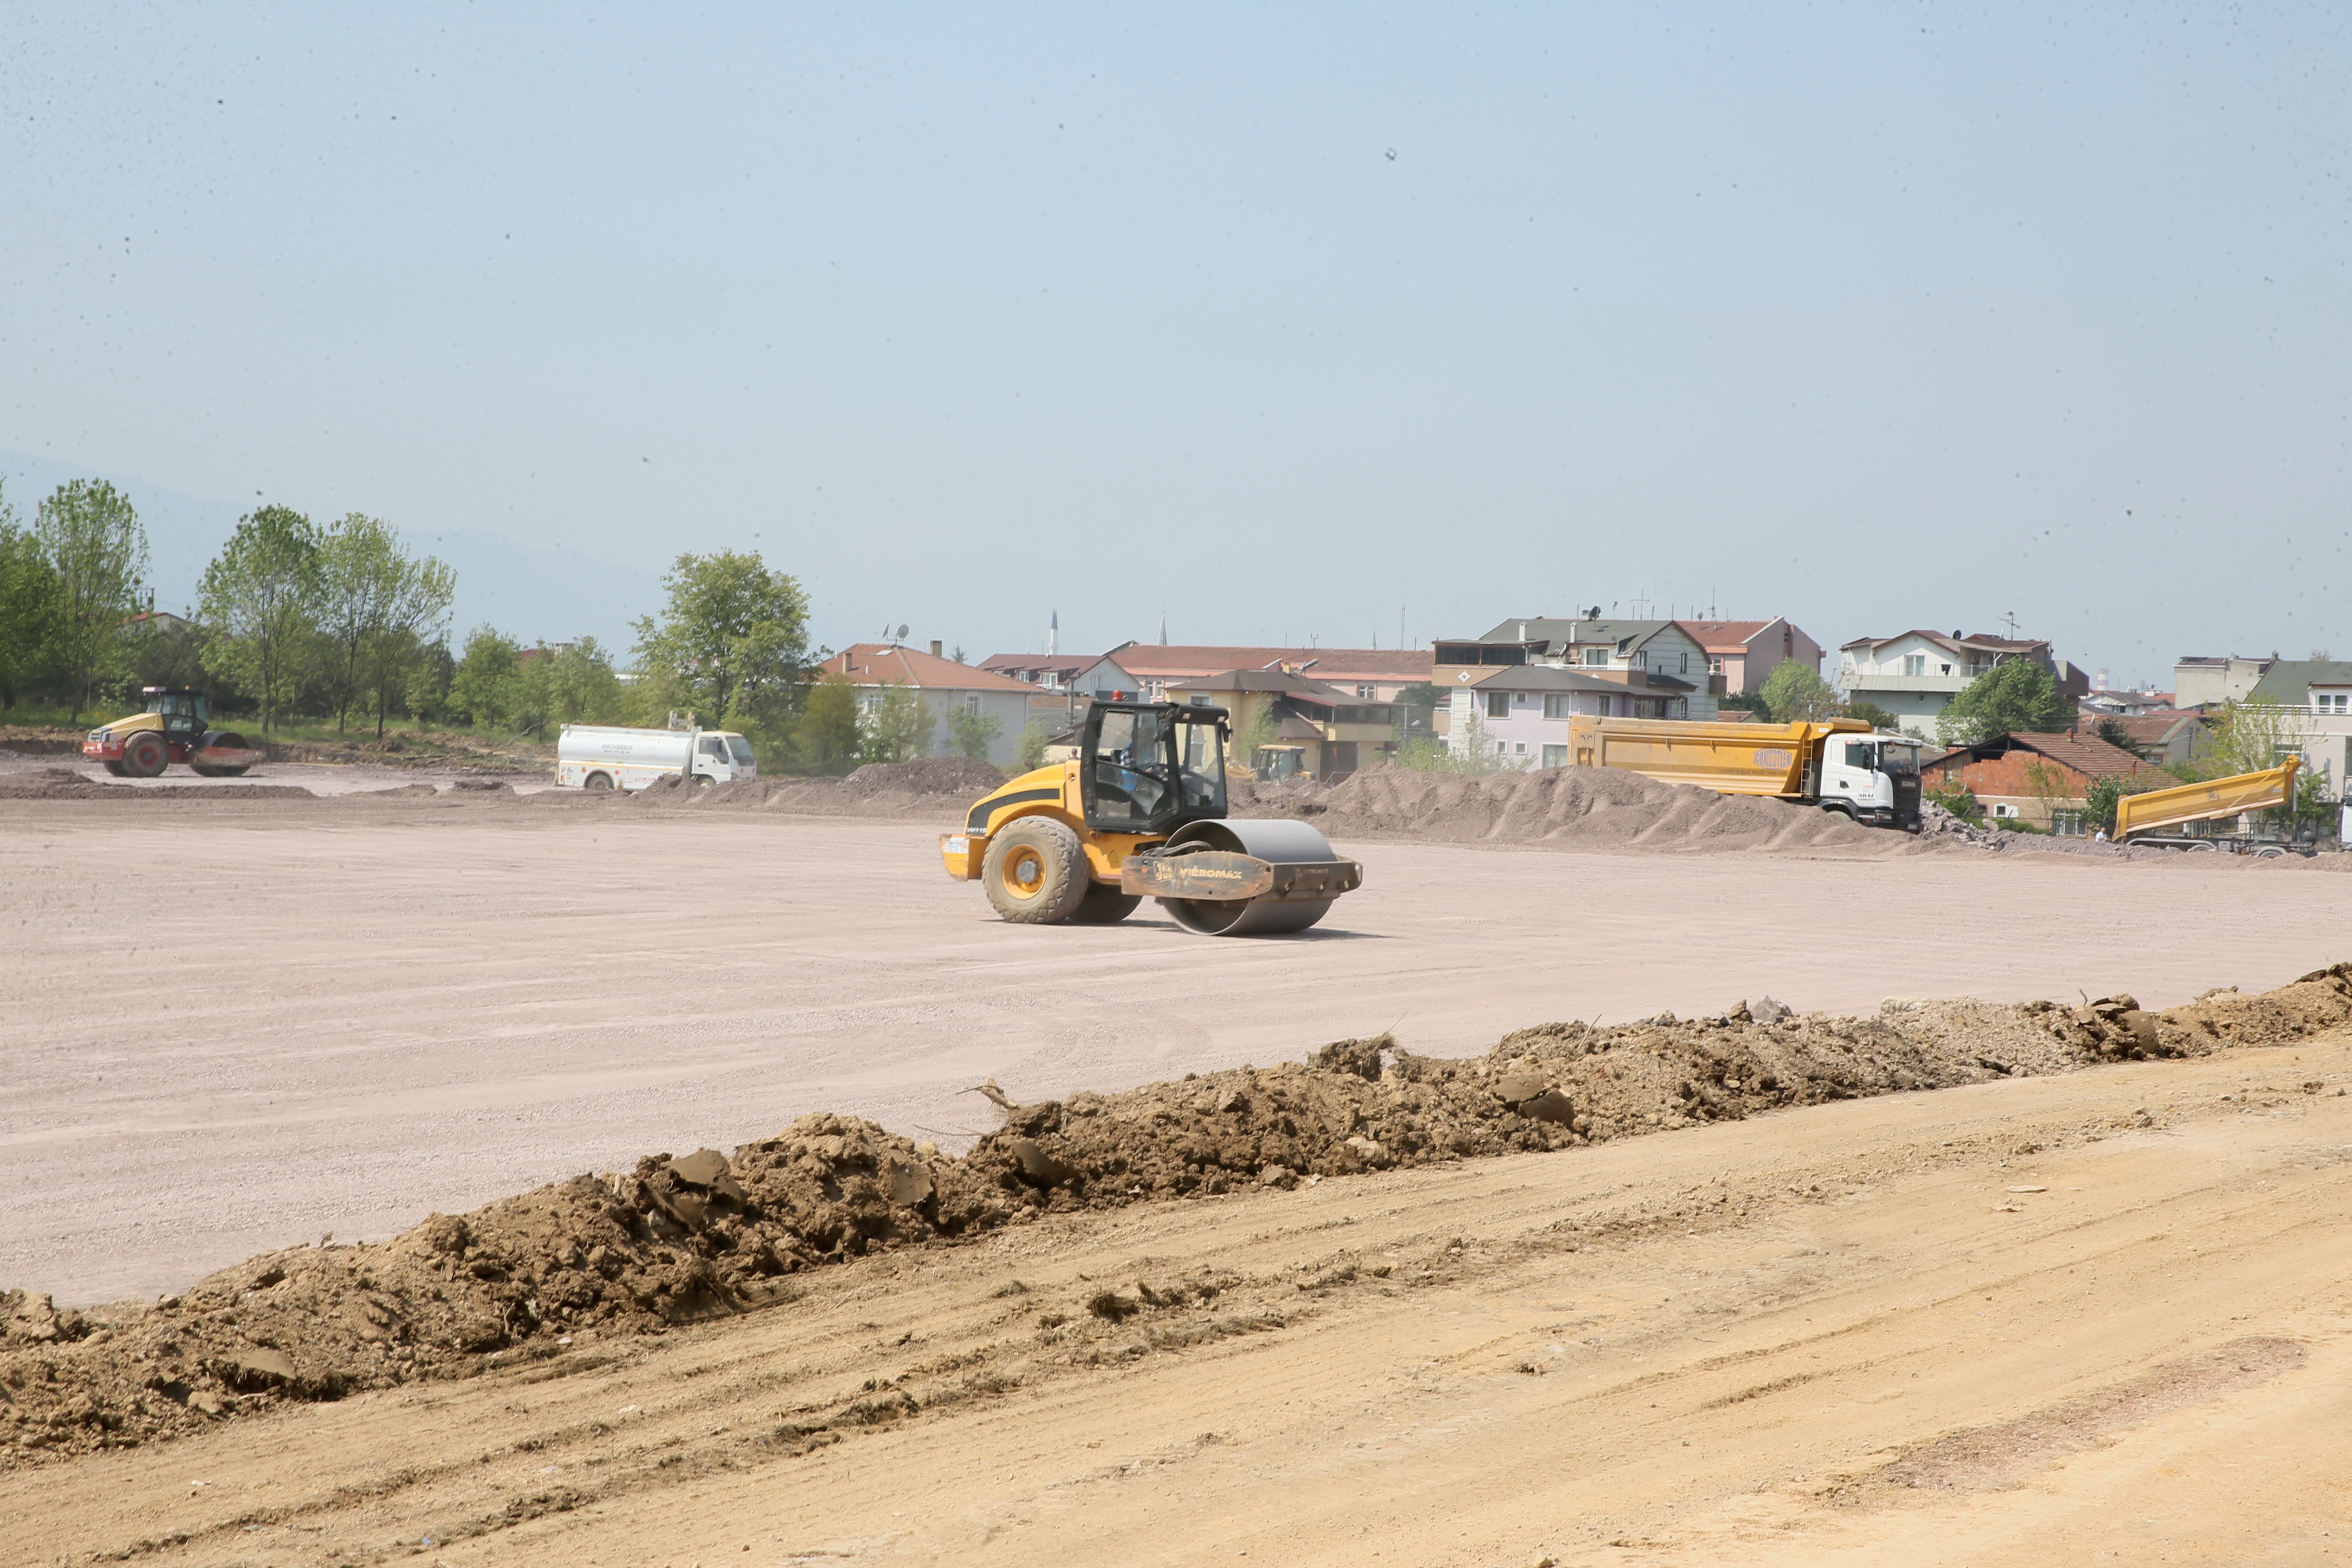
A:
817 644 1037 692
1106 643 1433 681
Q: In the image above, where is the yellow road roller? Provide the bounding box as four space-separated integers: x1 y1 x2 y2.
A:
939 701 1362 936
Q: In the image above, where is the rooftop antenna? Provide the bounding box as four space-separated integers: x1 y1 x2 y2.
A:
1399 603 1406 652
2000 610 2021 638
896 623 909 646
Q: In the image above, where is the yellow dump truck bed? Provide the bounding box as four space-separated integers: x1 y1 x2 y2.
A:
2113 759 2299 841
1563 715 1868 797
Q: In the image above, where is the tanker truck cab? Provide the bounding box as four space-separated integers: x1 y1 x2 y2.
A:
1819 734 1923 830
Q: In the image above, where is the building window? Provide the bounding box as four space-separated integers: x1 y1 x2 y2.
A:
1598 695 1612 717
1357 683 1377 699
1541 744 1568 768
1709 657 1723 674
1903 654 1926 676
1494 740 1507 755
1542 693 1574 719
1514 742 1526 754
1485 690 1510 719
1583 647 1608 667
1680 652 1689 674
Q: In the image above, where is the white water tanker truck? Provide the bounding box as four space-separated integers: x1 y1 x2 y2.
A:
555 724 755 791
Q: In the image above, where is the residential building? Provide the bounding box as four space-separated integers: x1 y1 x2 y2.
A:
1680 618 1823 696
1433 616 1719 720
1440 666 1633 769
1106 643 1433 703
2081 686 2176 716
812 642 1038 770
1839 631 2088 734
2246 660 2352 800
2097 712 2204 769
974 652 1137 697
2174 655 2275 710
1161 668 1397 781
1919 729 2156 829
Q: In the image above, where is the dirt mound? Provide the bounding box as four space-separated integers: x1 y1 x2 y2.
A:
8 963 2347 1467
839 756 1005 796
621 755 1003 815
1232 765 1917 854
0 767 106 799
0 768 315 802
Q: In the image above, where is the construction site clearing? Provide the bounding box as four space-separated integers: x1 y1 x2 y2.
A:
7 754 2352 1563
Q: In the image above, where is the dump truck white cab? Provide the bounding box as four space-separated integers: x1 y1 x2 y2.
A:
555 724 754 791
1815 733 1926 828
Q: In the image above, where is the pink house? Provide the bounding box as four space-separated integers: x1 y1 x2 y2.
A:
1681 618 1823 696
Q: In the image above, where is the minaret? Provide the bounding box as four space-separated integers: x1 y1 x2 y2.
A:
1048 609 1058 659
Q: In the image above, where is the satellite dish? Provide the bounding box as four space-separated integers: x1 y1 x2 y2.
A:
896 623 910 642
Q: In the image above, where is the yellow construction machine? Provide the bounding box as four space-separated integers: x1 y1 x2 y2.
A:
81 687 264 778
2113 758 2302 852
939 701 1362 936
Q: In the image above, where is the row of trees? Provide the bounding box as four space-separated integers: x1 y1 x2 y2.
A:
0 478 975 773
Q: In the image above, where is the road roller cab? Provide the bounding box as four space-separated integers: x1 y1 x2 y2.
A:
81 688 265 778
938 701 1363 936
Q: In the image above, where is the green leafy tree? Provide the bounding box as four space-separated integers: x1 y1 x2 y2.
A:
512 637 625 736
34 479 148 719
2094 717 2148 759
447 627 523 731
946 704 1003 760
2200 700 2304 780
861 681 934 763
314 514 456 735
1926 782 1984 824
1013 719 1052 771
1844 700 1900 732
1936 660 2068 746
403 638 457 726
364 552 455 737
630 552 810 734
790 671 862 773
197 505 322 732
1757 662 1839 724
0 483 65 710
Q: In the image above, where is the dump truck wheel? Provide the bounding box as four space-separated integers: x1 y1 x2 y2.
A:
1067 883 1142 925
983 817 1090 924
121 731 170 777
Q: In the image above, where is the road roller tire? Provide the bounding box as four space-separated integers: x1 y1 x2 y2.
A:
191 764 221 777
120 731 170 778
101 760 127 776
1066 883 1142 925
1154 817 1347 936
983 817 1090 924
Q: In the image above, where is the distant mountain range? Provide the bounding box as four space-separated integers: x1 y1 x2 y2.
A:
0 451 655 652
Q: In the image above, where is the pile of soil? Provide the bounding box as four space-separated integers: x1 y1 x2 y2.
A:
0 768 314 802
7 964 2347 1467
621 756 1004 813
1229 765 1914 854
0 726 83 758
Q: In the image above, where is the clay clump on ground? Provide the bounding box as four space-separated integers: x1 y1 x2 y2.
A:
5 964 2347 1467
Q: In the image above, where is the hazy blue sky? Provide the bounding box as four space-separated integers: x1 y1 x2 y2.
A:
4 3 2346 685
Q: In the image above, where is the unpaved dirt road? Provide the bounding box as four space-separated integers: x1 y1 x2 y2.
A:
6 796 2349 1306
7 1034 2349 1566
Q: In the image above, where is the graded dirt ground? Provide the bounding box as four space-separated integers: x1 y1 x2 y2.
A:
5 1024 2351 1566
6 789 2351 1307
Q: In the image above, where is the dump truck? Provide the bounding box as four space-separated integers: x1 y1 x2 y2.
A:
82 688 264 778
1562 715 1924 829
2113 758 2302 852
940 700 1362 936
555 723 755 791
